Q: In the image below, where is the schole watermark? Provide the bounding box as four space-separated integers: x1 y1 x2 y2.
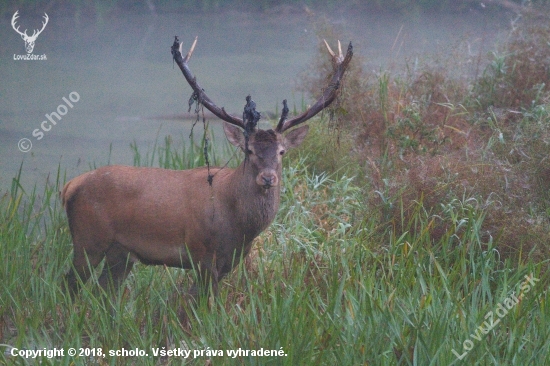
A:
18 92 80 153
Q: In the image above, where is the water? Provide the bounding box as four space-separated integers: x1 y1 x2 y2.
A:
0 7 512 192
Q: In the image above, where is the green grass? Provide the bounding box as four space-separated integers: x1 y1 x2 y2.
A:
1 128 549 365
3 14 550 364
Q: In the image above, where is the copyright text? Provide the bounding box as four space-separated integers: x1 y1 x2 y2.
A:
5 346 287 359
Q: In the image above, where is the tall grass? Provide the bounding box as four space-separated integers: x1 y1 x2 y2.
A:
1 128 550 365
3 9 550 365
300 12 550 262
130 131 235 170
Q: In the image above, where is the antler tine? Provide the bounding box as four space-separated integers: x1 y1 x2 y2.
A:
11 11 25 35
31 13 48 38
11 10 18 24
40 13 49 31
172 37 245 129
277 40 353 133
324 39 335 57
183 36 198 63
276 99 289 132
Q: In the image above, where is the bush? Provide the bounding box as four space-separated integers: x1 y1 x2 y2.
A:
472 15 550 110
299 12 550 261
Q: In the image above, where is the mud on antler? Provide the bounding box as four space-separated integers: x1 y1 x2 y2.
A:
171 36 353 134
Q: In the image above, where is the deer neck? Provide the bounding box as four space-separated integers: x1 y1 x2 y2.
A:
228 161 281 234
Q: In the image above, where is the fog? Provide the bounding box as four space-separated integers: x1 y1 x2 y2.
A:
0 7 512 191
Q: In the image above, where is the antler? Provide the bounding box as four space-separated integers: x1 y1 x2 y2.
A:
171 37 352 133
30 13 49 39
11 11 26 37
171 36 246 130
11 11 48 39
276 40 353 133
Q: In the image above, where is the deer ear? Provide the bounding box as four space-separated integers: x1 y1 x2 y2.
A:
224 122 245 148
284 125 309 149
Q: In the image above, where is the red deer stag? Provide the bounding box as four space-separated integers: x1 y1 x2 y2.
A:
61 36 353 298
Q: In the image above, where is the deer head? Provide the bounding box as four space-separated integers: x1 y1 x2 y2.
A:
11 11 49 54
172 36 352 191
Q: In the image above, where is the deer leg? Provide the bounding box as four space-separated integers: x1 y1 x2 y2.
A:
65 245 104 296
97 244 134 293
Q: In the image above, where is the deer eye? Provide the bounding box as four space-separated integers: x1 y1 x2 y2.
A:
279 150 285 155
246 149 253 155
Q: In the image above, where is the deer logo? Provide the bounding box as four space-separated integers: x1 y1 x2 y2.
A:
11 11 49 54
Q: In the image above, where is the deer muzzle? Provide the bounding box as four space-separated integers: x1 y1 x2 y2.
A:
257 170 279 189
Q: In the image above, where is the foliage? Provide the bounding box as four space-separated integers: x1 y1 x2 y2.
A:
3 6 550 365
472 16 550 110
300 12 550 262
2 143 550 365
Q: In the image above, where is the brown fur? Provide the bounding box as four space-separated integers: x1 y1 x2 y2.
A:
62 124 309 298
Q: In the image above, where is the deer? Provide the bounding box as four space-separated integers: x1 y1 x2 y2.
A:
11 11 49 54
61 36 353 299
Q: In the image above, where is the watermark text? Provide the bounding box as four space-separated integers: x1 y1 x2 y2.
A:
451 272 540 362
18 91 80 152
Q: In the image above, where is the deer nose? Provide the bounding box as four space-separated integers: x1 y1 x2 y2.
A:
257 170 278 188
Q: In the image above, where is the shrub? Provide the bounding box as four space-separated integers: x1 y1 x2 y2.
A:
299 12 550 261
472 14 550 110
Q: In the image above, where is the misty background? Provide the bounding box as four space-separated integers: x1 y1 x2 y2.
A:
0 1 517 192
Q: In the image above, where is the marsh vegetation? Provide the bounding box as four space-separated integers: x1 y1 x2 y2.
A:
2 3 550 365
